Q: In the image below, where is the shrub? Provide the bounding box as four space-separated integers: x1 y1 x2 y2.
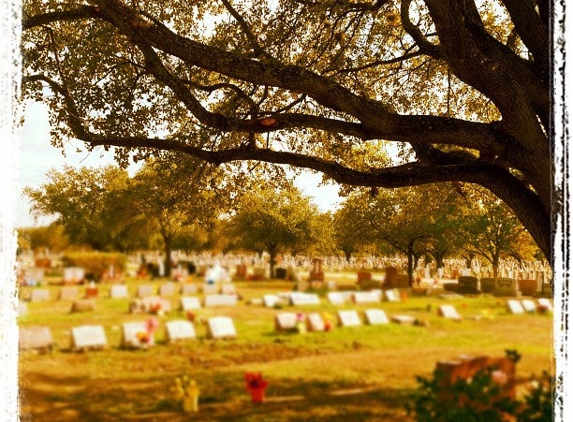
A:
62 252 127 281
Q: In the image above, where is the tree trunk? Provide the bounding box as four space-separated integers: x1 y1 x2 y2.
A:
407 241 415 287
163 236 172 278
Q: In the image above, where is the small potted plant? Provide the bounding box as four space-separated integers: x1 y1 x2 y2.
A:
245 372 269 403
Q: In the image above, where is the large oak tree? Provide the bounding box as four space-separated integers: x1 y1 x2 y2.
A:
22 0 551 259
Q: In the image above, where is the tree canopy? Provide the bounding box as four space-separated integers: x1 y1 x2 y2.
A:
22 0 551 259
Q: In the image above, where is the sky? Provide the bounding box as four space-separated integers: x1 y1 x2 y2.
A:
14 102 343 228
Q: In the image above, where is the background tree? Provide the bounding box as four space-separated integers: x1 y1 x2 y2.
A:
22 1 551 260
229 185 321 277
17 224 69 255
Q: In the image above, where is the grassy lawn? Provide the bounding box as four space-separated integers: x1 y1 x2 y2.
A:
18 273 554 421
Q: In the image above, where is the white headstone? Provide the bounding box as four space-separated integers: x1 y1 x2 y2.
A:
207 317 237 339
263 294 281 308
275 312 298 331
59 286 79 300
19 326 53 351
110 284 129 298
137 284 154 297
537 298 553 312
352 291 380 304
159 282 176 296
204 294 238 307
289 292 321 306
364 309 389 325
71 325 107 350
63 267 85 283
438 305 462 321
327 292 345 305
181 283 199 295
165 320 196 342
307 313 326 331
122 321 155 348
30 288 50 302
391 315 416 325
507 299 525 314
384 289 400 302
221 283 236 294
521 299 537 313
203 283 219 294
180 296 202 311
338 310 362 327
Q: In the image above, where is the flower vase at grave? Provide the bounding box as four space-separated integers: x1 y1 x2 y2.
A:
249 387 265 403
183 394 199 412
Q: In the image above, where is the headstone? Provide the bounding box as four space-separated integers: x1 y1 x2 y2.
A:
352 291 380 304
480 278 496 294
507 299 525 314
274 267 287 279
19 326 53 351
59 286 79 300
518 279 537 296
30 289 50 302
63 267 85 284
110 284 129 298
181 283 198 295
251 266 266 280
26 267 45 284
234 264 247 279
327 292 346 305
263 294 281 308
307 313 326 331
180 296 202 311
71 325 107 350
275 312 298 331
204 294 238 307
537 298 553 312
221 283 236 295
357 270 372 285
71 299 96 313
391 315 416 325
494 278 518 296
338 310 362 327
122 321 155 348
364 309 389 325
159 282 176 296
165 320 196 343
85 284 98 299
202 283 219 294
437 305 462 321
457 276 480 294
309 258 325 282
521 299 536 313
289 292 321 306
207 317 237 339
130 296 172 314
137 284 154 297
384 289 400 302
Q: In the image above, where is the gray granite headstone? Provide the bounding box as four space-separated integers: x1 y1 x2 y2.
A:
19 326 53 351
207 317 237 339
71 325 107 350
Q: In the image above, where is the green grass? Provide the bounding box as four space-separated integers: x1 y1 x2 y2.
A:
18 274 553 421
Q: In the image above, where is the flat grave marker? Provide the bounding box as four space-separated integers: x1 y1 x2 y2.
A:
364 309 389 325
352 291 380 304
59 286 79 301
338 310 362 327
507 299 525 314
110 284 129 298
221 283 236 294
180 296 202 311
165 320 196 343
203 283 219 294
70 299 96 313
437 305 462 321
137 284 154 297
384 289 400 302
289 292 321 306
159 282 176 296
537 298 553 312
327 292 345 305
204 294 238 307
71 325 107 350
207 317 237 339
275 312 298 331
63 267 85 284
30 288 50 302
307 312 326 332
391 315 416 325
19 326 53 351
263 294 281 308
521 299 537 313
181 283 199 295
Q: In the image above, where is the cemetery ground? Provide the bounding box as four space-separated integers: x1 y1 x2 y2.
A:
18 273 553 421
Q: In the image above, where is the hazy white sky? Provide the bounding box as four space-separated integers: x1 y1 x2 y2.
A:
15 102 342 228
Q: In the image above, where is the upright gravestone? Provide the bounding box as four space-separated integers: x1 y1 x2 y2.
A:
110 284 129 298
307 313 326 332
221 283 236 295
70 299 96 313
327 292 346 305
137 284 154 297
180 296 202 311
159 282 176 297
63 267 85 284
71 325 107 350
384 289 400 302
364 309 389 325
437 305 462 321
338 310 362 327
518 279 537 296
275 312 298 331
19 326 53 352
479 278 496 294
204 294 238 307
59 286 79 301
202 283 219 294
181 283 198 295
457 276 480 294
263 294 281 308
309 258 325 282
122 321 155 348
207 317 237 339
494 278 518 297
165 320 196 343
